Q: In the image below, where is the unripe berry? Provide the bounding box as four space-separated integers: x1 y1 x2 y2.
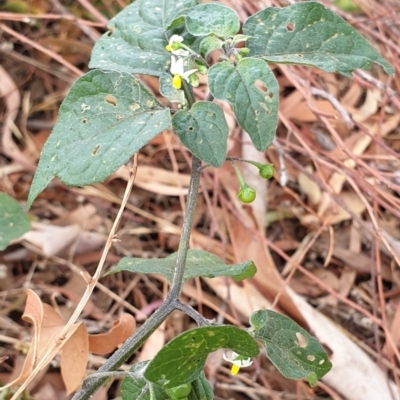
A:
259 164 274 179
238 186 256 203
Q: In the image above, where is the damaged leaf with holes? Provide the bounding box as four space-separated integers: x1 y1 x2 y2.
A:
172 101 229 167
243 2 394 77
249 310 332 386
144 326 259 388
208 58 279 151
185 3 240 38
90 0 198 76
27 69 171 208
121 361 213 400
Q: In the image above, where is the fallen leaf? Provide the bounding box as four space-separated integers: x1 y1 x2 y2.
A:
61 322 88 395
88 313 136 355
3 290 64 388
298 166 322 205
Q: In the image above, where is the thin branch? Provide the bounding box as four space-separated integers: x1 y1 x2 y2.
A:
73 154 203 400
174 300 212 327
168 156 202 298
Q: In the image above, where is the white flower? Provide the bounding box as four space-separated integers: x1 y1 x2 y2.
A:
166 35 190 56
223 351 253 376
170 56 197 89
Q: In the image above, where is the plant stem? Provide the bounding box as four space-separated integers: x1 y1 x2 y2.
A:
168 156 201 298
230 161 246 188
173 300 212 327
73 80 202 399
72 302 174 400
73 156 202 400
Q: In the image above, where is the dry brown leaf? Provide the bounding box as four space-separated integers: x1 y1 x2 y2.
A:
290 269 339 297
327 192 366 225
115 165 190 196
298 166 322 205
22 222 104 257
88 313 136 355
4 290 90 398
42 278 104 322
53 204 102 231
22 223 82 256
61 322 88 395
280 90 340 122
2 290 65 389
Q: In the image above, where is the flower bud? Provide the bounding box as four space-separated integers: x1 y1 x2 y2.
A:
194 60 208 75
239 47 250 56
188 73 199 87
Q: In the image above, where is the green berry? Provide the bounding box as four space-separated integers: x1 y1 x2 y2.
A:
259 164 274 179
238 186 256 203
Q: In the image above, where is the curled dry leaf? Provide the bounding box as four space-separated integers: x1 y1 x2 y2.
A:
3 290 75 393
5 290 89 398
6 292 136 397
61 322 88 395
88 313 136 355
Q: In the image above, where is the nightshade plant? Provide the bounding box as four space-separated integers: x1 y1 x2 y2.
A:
26 0 394 399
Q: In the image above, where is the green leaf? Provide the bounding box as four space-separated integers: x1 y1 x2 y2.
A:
199 35 223 58
185 3 240 38
144 326 259 388
159 73 186 104
27 70 171 208
106 249 257 283
0 193 30 251
249 310 332 387
166 383 192 400
120 361 169 400
121 362 213 400
243 2 394 77
189 374 213 400
172 101 228 167
89 0 198 76
208 58 279 151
